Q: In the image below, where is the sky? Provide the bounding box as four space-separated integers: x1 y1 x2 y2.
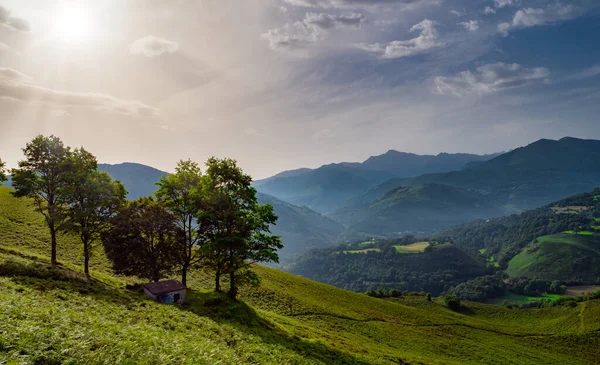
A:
0 0 599 179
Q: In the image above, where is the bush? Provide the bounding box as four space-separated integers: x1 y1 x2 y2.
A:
444 295 461 311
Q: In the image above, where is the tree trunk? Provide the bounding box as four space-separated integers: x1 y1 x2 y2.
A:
215 264 221 292
50 225 58 266
181 263 188 287
83 240 90 277
228 270 237 300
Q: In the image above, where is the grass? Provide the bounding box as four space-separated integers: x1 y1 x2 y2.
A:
507 233 600 282
564 230 595 236
593 195 600 201
489 292 562 306
478 248 487 255
341 248 381 254
359 241 375 246
2 185 600 364
393 241 430 254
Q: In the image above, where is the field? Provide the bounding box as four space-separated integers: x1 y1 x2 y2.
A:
488 292 562 306
564 230 595 235
2 185 600 364
341 248 381 254
393 241 430 253
507 233 600 282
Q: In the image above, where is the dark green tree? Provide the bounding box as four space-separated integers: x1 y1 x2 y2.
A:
202 157 283 300
444 295 461 311
64 148 127 276
155 160 205 286
11 135 72 265
0 158 7 182
102 197 180 282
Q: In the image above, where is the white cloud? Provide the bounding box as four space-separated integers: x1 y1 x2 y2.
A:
494 0 515 8
497 5 579 36
0 5 30 32
450 10 463 16
458 20 479 32
483 6 496 15
284 0 434 9
303 12 366 29
312 128 336 144
0 67 159 117
434 62 550 97
359 19 441 59
262 12 365 50
244 127 267 137
130 35 179 58
0 42 9 52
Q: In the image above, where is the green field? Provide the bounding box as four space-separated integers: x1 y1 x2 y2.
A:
359 241 375 246
2 186 600 364
342 248 382 254
507 233 600 282
393 241 430 253
489 292 562 306
593 195 600 201
564 230 595 235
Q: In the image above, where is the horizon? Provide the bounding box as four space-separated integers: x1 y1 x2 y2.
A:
0 135 589 179
1 1 599 179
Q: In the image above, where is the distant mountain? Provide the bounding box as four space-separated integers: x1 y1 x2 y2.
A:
256 193 344 265
388 137 600 211
333 183 503 240
255 151 498 213
98 163 168 199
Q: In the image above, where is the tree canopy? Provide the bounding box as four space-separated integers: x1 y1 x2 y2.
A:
0 158 7 182
11 135 72 265
102 197 181 282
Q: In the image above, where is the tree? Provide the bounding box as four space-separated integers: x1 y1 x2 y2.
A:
156 160 205 286
11 135 72 265
202 157 283 300
444 295 461 311
0 158 7 182
102 197 180 282
64 148 127 276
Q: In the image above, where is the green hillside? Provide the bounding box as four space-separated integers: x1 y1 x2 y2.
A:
507 233 600 282
256 193 344 264
333 183 503 239
1 185 600 364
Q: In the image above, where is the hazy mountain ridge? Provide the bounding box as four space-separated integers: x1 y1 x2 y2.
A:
254 150 499 213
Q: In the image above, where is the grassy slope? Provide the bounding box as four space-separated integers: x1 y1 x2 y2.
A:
507 233 600 282
1 186 600 364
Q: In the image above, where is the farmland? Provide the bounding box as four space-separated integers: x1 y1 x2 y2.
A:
393 241 430 253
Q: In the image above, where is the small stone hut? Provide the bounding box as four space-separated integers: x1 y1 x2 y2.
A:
143 280 186 304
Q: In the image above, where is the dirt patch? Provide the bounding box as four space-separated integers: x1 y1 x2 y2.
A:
565 285 600 297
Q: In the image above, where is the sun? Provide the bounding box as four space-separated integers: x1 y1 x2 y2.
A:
53 4 95 45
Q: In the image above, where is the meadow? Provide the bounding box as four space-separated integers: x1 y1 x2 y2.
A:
393 241 429 253
2 185 600 364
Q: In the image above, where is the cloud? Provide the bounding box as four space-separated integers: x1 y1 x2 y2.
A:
244 127 267 137
450 10 463 16
312 128 336 144
262 12 365 50
130 35 179 58
359 19 441 59
0 67 159 117
434 62 550 97
0 5 30 32
284 0 433 9
494 0 515 8
303 12 365 29
497 5 579 36
0 42 8 52
458 20 479 32
483 6 496 15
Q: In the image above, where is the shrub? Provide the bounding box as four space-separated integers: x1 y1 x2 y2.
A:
444 295 461 311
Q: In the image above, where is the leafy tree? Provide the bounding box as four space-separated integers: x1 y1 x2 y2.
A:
202 157 283 300
11 135 72 265
156 160 205 286
0 158 7 182
444 295 461 311
63 148 127 276
102 197 180 282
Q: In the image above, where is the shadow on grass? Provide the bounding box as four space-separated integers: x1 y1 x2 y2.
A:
180 290 384 365
0 259 390 364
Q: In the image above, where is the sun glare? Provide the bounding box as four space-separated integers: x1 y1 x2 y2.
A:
53 5 95 45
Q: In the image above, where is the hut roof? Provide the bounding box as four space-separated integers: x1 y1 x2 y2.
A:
143 280 186 295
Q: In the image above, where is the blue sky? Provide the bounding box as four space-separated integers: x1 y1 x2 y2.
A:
0 0 599 178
